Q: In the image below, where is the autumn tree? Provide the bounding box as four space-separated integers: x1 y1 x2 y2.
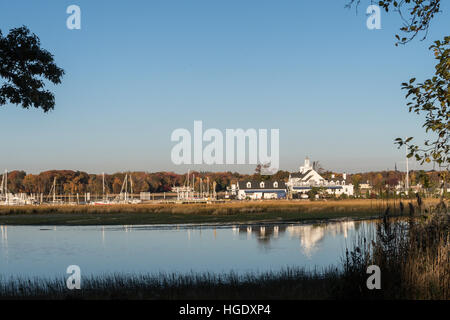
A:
112 177 123 194
373 173 385 193
22 174 36 193
352 174 362 195
6 171 26 193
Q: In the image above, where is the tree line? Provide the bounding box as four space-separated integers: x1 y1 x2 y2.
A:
3 170 288 196
3 169 445 196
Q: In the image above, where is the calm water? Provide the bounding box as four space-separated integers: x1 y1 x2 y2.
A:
0 220 377 278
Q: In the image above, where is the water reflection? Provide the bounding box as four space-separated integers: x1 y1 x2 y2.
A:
0 225 7 262
109 220 368 253
236 221 367 256
0 225 7 243
287 221 359 257
0 220 377 278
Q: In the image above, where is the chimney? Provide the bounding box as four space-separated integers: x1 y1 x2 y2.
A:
343 173 347 180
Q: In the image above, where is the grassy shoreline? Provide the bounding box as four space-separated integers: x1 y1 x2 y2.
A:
0 200 447 299
1 211 448 300
0 199 441 226
0 268 344 300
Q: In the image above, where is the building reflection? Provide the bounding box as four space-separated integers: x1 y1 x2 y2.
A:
237 224 289 244
235 221 359 255
0 225 7 253
0 225 6 243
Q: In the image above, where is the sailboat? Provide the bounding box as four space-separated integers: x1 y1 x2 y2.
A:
48 177 64 205
92 173 112 205
115 173 141 204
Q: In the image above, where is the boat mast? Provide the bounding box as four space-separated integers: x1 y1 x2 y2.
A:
129 174 133 200
187 169 190 200
4 170 8 203
102 172 105 200
0 170 4 197
49 177 57 203
53 177 56 203
125 174 128 201
405 142 409 193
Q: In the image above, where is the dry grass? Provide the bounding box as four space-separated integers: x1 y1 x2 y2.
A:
0 199 444 225
0 199 441 215
340 207 449 299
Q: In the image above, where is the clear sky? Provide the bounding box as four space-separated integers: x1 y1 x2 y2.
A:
0 0 448 174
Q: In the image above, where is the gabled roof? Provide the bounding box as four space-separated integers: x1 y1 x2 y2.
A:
290 169 312 179
238 180 286 190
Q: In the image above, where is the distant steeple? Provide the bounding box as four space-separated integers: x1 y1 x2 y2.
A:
300 157 312 173
395 163 398 172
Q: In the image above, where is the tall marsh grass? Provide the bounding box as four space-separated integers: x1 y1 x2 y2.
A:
0 268 342 300
338 200 449 299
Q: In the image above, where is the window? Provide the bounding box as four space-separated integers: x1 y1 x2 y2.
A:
260 182 265 188
273 181 278 188
246 182 251 188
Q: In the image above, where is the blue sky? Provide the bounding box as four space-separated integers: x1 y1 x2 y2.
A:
0 0 448 174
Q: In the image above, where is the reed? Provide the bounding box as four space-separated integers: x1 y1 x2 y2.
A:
0 268 342 300
337 203 449 299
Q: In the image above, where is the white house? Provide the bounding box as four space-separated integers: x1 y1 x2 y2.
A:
286 157 354 197
237 180 287 200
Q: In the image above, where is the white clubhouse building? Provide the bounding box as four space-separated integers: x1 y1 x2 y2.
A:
286 158 354 197
236 180 287 200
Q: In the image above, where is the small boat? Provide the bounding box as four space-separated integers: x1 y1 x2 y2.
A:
92 200 113 206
